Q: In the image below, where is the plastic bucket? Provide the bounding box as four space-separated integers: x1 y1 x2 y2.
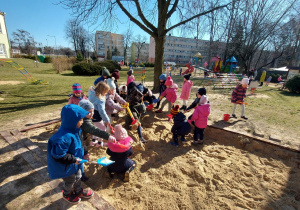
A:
223 114 230 121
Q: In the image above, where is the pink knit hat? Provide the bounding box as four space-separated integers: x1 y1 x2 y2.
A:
114 124 128 140
165 76 173 86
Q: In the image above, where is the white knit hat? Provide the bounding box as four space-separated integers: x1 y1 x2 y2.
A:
106 78 116 90
241 78 249 85
114 124 128 140
199 95 208 105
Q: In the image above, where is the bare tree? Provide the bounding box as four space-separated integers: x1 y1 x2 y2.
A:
134 34 147 61
59 0 229 91
12 29 37 54
65 19 91 58
123 28 133 63
227 0 297 73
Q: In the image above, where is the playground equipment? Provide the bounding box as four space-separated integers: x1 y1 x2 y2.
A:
0 59 49 85
134 66 146 84
182 60 195 75
210 56 223 72
212 73 243 89
223 56 238 73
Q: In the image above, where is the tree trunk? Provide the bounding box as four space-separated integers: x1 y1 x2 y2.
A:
153 36 165 93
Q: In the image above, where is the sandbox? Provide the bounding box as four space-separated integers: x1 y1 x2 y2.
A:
23 111 300 210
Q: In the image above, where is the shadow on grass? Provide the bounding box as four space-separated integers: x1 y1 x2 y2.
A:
0 99 67 114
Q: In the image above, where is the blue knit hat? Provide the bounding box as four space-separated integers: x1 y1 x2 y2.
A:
159 74 167 81
72 83 81 94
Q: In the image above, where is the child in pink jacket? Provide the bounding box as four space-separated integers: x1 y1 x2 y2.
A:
155 76 178 114
188 95 210 144
126 69 135 85
68 83 88 105
180 74 193 111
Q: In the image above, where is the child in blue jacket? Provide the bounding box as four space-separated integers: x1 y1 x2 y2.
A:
47 104 94 204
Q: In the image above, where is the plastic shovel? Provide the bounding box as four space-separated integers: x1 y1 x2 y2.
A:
79 157 115 166
236 101 248 105
108 123 115 134
123 103 138 125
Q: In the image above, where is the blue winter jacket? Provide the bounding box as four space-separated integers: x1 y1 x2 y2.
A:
88 87 110 123
171 112 192 136
94 76 105 86
47 104 88 179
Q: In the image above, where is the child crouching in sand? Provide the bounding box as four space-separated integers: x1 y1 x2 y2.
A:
170 105 191 147
106 124 136 182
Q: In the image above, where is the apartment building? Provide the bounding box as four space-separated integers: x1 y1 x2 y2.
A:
0 11 11 58
130 42 149 63
149 35 225 65
95 31 124 61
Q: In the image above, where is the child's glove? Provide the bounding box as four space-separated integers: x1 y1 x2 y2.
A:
108 135 116 143
83 153 90 161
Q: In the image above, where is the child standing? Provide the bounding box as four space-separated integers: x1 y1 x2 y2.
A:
111 69 120 94
88 82 111 139
155 76 178 114
68 83 88 105
94 67 110 86
47 104 94 204
180 74 193 111
265 76 272 86
106 124 136 182
170 105 192 147
231 78 249 119
188 95 210 144
154 74 167 109
127 69 135 85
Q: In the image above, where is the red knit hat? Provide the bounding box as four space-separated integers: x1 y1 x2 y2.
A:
170 105 180 115
165 76 173 86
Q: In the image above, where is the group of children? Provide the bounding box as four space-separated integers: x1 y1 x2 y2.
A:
48 66 251 204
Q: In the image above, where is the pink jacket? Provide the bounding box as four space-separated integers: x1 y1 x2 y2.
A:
68 94 88 105
126 75 135 85
161 86 177 103
180 80 193 100
190 104 210 128
105 92 126 115
108 136 133 153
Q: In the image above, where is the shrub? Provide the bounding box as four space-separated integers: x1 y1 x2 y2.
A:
76 51 84 62
144 62 155 67
44 56 52 63
72 61 102 76
285 74 300 93
52 57 77 74
270 74 281 83
22 55 36 60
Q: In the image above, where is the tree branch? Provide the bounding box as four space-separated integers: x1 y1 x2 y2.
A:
166 3 229 33
257 51 284 71
166 0 179 19
133 0 157 32
116 0 154 36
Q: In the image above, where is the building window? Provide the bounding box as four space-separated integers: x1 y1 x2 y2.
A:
0 24 2 33
0 44 6 55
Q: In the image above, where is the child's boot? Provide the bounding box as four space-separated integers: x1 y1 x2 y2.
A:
180 136 186 142
123 170 130 182
76 188 94 199
62 191 81 204
140 137 147 143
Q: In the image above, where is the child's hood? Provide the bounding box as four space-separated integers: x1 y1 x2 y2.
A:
60 104 88 131
171 83 178 89
185 80 193 87
173 112 187 123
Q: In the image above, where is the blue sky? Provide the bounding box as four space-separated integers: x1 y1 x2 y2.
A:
1 0 151 49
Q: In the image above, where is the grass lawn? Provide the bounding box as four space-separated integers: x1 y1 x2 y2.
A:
0 58 299 146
